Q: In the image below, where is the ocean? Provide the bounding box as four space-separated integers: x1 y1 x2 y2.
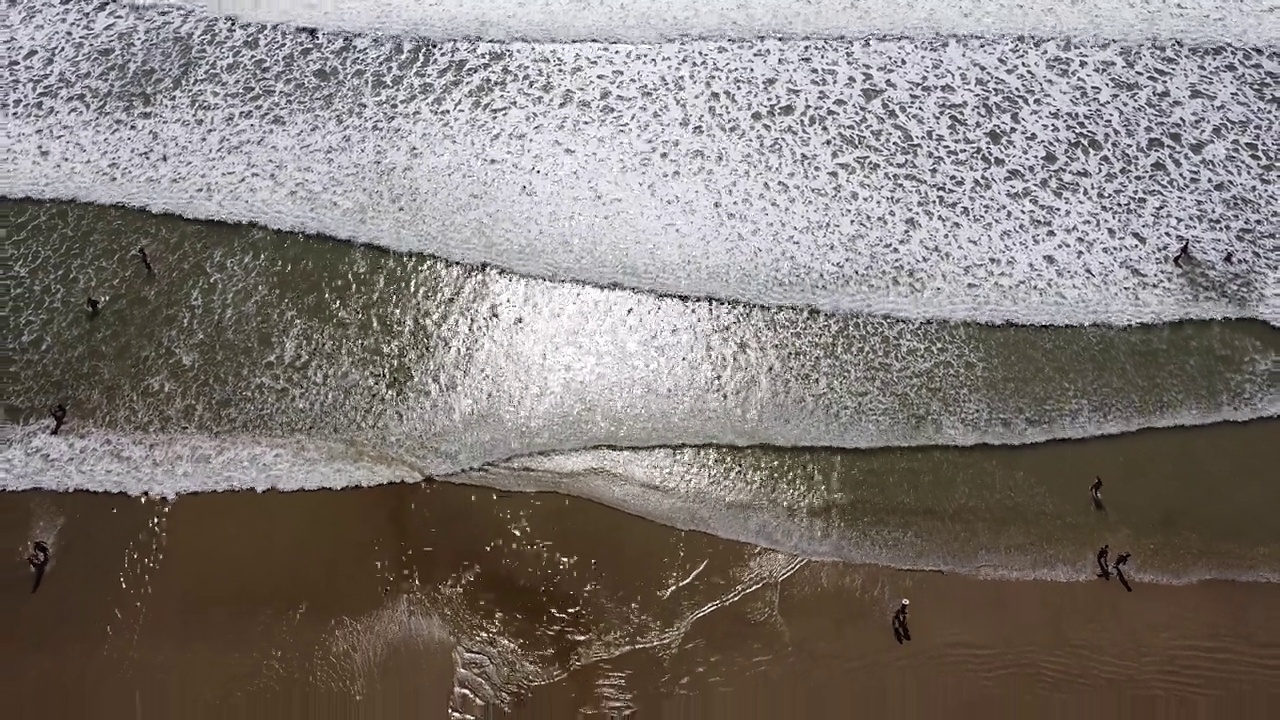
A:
5 0 1280 587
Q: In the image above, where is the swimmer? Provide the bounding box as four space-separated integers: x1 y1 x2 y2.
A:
86 295 100 316
50 404 67 436
137 246 154 274
1173 241 1191 268
28 541 50 593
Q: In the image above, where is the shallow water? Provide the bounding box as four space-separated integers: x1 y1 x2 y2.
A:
5 201 1278 581
6 0 1280 589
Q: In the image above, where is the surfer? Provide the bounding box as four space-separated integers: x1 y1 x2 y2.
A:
28 541 50 593
50 404 67 436
1112 551 1133 592
1090 476 1103 501
1096 544 1111 579
86 295 101 317
137 245 154 274
1173 241 1191 268
1113 551 1131 573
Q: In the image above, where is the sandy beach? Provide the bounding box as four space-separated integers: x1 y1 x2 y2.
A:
8 2 1280 716
4 477 1278 719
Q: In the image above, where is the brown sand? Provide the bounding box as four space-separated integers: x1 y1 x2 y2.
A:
2 481 1278 719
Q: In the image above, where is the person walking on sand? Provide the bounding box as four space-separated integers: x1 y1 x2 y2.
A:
28 541 50 593
1096 544 1111 579
50 404 67 436
892 598 912 643
137 245 154 274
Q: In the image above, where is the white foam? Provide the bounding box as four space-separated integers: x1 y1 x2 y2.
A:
126 1 1280 44
446 448 1280 585
5 420 1278 582
11 1 1280 326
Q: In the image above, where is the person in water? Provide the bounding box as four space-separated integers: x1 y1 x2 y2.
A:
1097 544 1111 579
1173 241 1191 268
1090 476 1103 500
137 245 154 274
1113 552 1131 574
894 598 909 624
50 404 67 436
28 541 50 594
86 295 101 316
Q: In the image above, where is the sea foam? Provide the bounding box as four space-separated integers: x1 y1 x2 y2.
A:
11 1 1280 326
126 1 1280 44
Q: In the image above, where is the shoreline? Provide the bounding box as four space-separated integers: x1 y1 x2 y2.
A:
4 481 1278 717
6 418 1280 586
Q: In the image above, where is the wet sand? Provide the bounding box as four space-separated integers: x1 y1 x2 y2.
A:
3 479 1278 719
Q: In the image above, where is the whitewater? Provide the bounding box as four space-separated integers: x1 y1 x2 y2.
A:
5 2 1280 583
9 0 1280 326
128 0 1280 44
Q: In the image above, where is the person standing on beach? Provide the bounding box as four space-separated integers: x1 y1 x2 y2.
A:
1096 545 1111 579
28 541 50 593
892 598 911 642
50 404 67 435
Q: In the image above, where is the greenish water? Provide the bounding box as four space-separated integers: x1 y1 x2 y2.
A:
4 199 1278 580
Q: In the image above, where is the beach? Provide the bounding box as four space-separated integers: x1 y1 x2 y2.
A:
8 0 1280 716
4 476 1279 719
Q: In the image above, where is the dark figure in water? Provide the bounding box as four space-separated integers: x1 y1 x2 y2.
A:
1113 552 1131 573
28 541 50 594
1173 241 1191 268
50 404 67 436
1113 552 1134 592
1096 544 1111 579
86 295 101 316
1224 251 1235 265
892 598 911 643
137 246 154 274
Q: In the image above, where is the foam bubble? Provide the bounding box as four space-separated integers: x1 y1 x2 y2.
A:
12 1 1280 326
126 1 1280 44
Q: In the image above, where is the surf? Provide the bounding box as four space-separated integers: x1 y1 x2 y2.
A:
5 426 1279 585
125 0 1279 44
11 1 1280 327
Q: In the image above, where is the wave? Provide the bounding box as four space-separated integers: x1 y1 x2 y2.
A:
5 426 1279 584
125 1 1280 44
10 201 1279 477
11 1 1280 326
